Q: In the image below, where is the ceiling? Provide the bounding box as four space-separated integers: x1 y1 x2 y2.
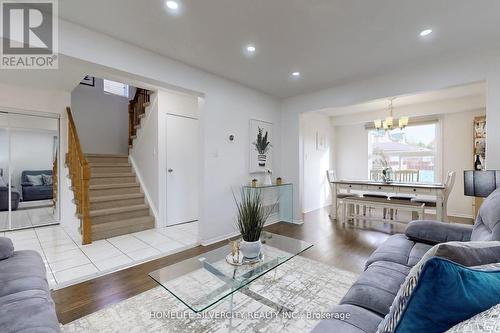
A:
59 0 500 98
322 81 486 116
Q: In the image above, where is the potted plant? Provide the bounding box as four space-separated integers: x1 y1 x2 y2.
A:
234 189 274 259
253 127 271 167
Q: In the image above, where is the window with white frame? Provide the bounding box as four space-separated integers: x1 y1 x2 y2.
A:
368 122 438 183
103 79 129 98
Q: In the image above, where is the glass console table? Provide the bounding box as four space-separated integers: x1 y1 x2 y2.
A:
241 183 293 223
149 232 312 313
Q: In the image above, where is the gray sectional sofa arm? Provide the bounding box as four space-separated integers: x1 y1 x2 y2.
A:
405 220 473 245
0 237 14 259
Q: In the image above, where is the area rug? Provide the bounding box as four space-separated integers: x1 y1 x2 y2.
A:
62 255 357 333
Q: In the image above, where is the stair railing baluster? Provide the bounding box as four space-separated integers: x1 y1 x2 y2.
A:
66 107 92 245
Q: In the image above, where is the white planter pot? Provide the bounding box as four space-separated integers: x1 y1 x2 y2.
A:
263 173 272 185
240 239 262 259
258 154 267 167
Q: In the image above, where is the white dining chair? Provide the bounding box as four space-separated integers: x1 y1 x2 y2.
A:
411 171 456 222
326 170 360 220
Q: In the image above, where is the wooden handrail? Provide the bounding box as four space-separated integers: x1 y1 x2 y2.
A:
52 155 58 213
128 89 151 149
65 107 91 245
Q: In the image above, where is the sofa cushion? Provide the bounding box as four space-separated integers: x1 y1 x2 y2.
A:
26 174 43 186
42 174 53 186
0 237 14 260
341 261 410 316
311 304 383 333
471 188 500 241
365 234 432 269
433 241 500 267
0 289 60 333
406 220 473 245
391 258 500 333
445 303 500 333
378 240 500 333
0 250 48 297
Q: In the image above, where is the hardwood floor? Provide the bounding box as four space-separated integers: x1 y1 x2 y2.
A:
53 207 465 325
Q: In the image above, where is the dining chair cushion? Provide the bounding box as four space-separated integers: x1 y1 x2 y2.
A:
390 195 415 201
337 193 360 199
410 197 437 207
363 193 389 199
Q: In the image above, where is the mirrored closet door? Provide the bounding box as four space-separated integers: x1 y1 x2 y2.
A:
0 112 60 231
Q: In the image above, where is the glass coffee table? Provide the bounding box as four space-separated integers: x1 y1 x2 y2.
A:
149 232 313 314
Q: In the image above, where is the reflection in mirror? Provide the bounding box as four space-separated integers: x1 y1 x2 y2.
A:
5 114 59 230
0 114 11 230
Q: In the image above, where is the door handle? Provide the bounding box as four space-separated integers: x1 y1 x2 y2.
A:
168 168 173 173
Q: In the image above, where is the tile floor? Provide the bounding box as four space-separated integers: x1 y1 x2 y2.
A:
0 206 57 230
1 222 199 290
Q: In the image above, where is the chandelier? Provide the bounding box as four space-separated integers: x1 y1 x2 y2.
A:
374 98 409 131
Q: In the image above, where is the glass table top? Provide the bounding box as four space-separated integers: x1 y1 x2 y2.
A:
149 232 313 313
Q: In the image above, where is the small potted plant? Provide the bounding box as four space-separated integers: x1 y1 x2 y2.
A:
234 190 274 259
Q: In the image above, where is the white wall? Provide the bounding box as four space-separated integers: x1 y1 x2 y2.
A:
129 95 159 221
301 112 334 213
58 20 282 244
334 124 368 180
71 78 130 154
281 50 500 220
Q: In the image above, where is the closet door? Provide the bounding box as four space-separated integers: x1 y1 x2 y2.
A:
8 114 59 229
0 113 10 231
165 114 199 226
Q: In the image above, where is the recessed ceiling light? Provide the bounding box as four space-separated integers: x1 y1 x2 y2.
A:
419 29 433 37
246 45 256 53
166 0 179 10
291 72 301 77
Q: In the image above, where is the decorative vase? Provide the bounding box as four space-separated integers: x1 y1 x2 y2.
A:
258 154 267 167
263 173 272 185
239 239 262 259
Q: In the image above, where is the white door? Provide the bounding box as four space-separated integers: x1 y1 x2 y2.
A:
166 114 199 226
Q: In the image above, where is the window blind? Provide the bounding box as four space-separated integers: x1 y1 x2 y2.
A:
103 79 129 98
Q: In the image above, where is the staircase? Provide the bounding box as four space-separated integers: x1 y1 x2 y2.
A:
128 88 150 150
85 153 154 240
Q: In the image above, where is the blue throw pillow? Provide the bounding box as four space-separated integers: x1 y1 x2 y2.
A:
394 257 500 333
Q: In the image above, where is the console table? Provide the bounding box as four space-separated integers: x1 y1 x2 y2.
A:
242 183 293 223
330 180 446 221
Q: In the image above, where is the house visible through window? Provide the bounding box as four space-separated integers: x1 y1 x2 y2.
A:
368 122 438 183
103 79 129 98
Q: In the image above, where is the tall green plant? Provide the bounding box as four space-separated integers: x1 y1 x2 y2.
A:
253 127 271 154
234 189 275 242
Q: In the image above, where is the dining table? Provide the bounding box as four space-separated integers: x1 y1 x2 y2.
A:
330 179 447 221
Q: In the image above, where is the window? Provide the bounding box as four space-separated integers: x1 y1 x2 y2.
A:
368 122 438 183
103 79 129 98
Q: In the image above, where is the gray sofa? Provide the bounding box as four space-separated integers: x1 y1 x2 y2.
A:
21 170 53 202
0 237 60 332
0 177 20 211
312 187 500 333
